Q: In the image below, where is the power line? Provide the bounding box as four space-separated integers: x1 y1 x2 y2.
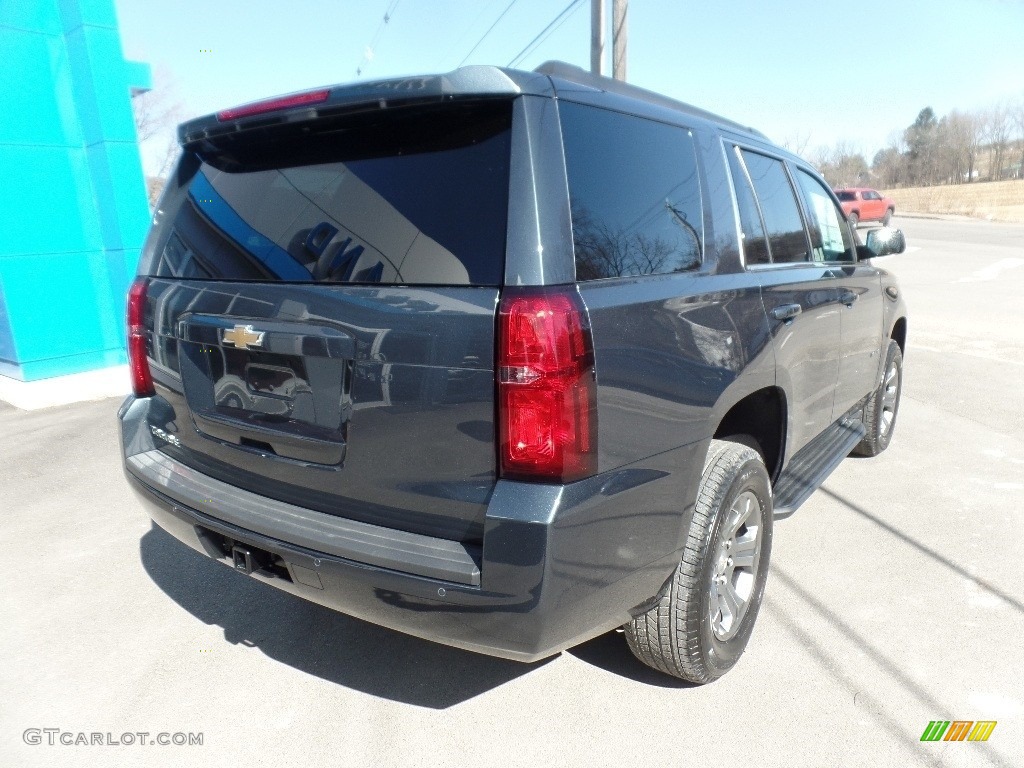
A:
457 0 522 68
437 0 501 70
507 0 586 69
355 0 402 77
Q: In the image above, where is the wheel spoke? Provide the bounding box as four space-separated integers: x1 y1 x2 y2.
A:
731 536 758 569
721 581 743 619
709 581 722 622
881 410 894 432
740 495 754 526
726 493 755 539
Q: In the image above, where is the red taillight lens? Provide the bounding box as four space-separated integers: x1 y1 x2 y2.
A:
127 278 154 397
498 288 597 482
216 89 331 121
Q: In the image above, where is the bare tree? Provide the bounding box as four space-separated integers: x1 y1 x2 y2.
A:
131 68 184 207
780 131 813 161
871 131 908 188
571 207 689 280
813 141 869 188
980 104 1012 180
936 110 982 184
1011 96 1024 179
904 107 939 185
872 147 904 188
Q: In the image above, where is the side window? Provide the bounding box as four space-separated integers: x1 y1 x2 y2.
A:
738 149 809 264
794 169 855 262
560 102 703 280
725 146 770 265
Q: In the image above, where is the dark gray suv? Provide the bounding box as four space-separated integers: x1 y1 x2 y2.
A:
120 61 908 683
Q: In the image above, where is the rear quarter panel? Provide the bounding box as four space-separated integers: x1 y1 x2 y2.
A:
578 125 775 474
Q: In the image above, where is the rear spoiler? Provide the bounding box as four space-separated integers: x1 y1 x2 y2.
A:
177 66 553 148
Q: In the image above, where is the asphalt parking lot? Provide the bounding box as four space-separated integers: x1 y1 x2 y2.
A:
2 217 1022 768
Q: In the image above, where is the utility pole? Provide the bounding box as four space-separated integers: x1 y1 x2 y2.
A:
590 0 604 76
612 0 627 81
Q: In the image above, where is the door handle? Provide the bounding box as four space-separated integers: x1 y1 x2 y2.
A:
839 290 858 306
770 303 802 321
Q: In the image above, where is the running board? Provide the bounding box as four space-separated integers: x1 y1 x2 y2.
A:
773 418 866 519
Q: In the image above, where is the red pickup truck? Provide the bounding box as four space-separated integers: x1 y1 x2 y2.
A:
834 187 895 227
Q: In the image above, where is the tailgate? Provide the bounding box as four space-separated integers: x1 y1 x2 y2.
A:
134 100 512 543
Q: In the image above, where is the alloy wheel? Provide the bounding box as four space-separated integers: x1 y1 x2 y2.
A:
710 490 763 641
880 360 900 435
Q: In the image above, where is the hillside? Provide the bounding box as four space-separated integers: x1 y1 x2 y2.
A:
884 179 1024 223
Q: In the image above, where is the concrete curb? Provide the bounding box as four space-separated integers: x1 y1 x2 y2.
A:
0 365 129 410
893 211 1007 223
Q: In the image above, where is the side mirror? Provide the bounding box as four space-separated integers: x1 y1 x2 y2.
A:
864 227 906 257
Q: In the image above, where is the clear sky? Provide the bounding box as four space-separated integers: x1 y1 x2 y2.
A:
115 0 1024 174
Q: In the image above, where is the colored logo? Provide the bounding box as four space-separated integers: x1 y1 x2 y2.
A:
920 721 996 742
222 325 265 350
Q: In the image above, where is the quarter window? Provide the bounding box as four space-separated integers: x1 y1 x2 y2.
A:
726 147 770 265
560 102 703 281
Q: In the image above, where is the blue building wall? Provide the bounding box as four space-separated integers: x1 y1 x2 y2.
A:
0 0 151 381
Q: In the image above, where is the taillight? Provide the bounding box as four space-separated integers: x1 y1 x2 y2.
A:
127 278 154 397
497 287 597 482
216 89 331 121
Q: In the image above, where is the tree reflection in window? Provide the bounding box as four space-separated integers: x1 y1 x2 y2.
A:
572 206 700 280
560 101 704 281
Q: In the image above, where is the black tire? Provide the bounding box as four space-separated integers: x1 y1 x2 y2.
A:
848 211 859 229
624 439 773 683
882 208 893 227
853 339 903 457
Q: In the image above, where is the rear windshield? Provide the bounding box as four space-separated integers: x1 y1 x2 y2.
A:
835 191 856 201
140 101 512 285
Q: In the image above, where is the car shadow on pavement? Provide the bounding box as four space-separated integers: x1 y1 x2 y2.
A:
139 524 550 709
565 631 697 688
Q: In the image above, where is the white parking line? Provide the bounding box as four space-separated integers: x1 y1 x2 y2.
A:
957 257 1024 283
913 344 1024 367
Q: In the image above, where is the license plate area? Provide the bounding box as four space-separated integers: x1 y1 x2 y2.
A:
245 362 303 400
177 315 354 465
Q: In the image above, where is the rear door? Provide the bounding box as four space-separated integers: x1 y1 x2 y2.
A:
726 144 843 455
137 100 513 543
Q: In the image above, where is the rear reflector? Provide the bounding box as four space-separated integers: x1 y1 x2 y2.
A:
127 278 154 397
497 287 597 482
216 89 331 121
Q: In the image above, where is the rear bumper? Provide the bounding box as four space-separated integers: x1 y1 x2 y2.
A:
120 397 699 662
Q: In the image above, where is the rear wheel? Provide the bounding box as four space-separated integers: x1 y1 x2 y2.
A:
624 439 773 683
848 211 859 229
853 339 903 456
882 208 893 226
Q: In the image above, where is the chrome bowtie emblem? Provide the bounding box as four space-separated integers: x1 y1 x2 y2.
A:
222 324 265 350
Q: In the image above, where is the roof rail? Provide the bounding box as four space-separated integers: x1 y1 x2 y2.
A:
532 60 766 139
